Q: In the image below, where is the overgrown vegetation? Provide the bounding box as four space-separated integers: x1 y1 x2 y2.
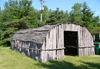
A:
0 0 100 45
0 47 100 69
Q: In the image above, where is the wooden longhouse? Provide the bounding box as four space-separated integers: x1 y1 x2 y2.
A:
11 23 95 62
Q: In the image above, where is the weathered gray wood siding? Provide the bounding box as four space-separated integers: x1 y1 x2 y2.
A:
11 40 42 61
40 23 95 62
40 24 65 62
63 23 95 56
11 23 95 63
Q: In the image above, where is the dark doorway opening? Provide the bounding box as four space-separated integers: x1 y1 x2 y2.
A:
64 31 78 56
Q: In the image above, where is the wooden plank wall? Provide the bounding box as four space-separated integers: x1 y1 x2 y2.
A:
11 23 95 62
40 24 65 62
57 25 61 59
52 27 56 60
11 40 42 62
63 23 94 57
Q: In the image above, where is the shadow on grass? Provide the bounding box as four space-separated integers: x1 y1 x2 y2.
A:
0 41 10 47
78 61 100 69
0 44 10 47
35 60 76 69
35 60 100 69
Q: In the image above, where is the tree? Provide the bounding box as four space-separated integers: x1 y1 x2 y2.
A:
0 0 38 45
63 10 70 23
46 8 69 25
91 27 100 35
0 1 99 45
82 2 95 31
69 3 82 24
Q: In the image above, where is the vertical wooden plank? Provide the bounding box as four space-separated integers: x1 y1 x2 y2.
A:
58 25 61 59
57 25 60 59
80 26 82 56
82 27 86 56
27 41 29 56
46 34 49 62
57 25 64 59
49 29 53 61
29 42 32 58
83 28 86 56
88 31 90 55
21 41 24 55
14 40 17 51
35 44 41 61
61 24 64 59
59 25 62 59
52 27 56 60
37 44 42 62
19 40 21 53
17 40 19 52
79 48 82 56
25 41 27 56
83 27 86 56
34 43 37 60
78 25 82 56
40 40 45 62
15 40 17 51
23 41 25 56
21 41 23 53
24 41 26 56
86 28 88 56
47 32 51 61
32 42 35 59
18 40 20 52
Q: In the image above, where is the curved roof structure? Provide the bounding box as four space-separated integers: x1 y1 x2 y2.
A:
12 23 92 44
12 25 56 44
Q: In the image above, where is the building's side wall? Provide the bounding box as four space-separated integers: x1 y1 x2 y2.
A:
40 24 64 62
11 40 42 61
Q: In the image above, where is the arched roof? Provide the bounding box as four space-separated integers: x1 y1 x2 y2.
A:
12 23 92 44
12 25 56 44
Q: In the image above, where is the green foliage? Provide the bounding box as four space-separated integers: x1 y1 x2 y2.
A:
0 0 99 45
69 3 82 24
46 8 69 25
91 27 100 35
69 2 99 31
97 23 100 27
0 30 3 45
81 2 95 30
0 30 3 40
0 0 41 45
2 17 32 45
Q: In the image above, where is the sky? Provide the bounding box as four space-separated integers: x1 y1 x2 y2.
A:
0 0 100 17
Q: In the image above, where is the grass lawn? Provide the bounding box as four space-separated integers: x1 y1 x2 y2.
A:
0 47 100 69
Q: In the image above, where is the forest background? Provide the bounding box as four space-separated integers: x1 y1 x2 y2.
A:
0 0 100 46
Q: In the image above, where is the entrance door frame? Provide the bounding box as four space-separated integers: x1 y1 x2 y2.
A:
64 31 79 56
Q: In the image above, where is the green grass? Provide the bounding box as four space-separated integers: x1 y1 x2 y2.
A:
0 47 100 69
